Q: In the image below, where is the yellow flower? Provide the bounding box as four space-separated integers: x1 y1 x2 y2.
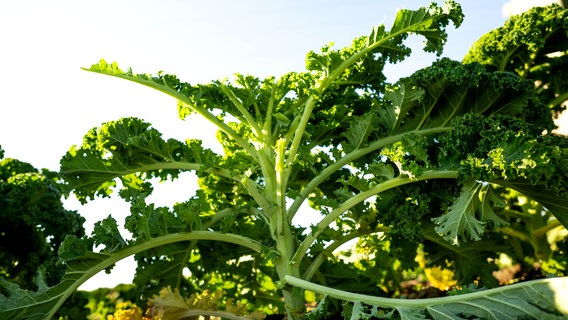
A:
107 305 153 320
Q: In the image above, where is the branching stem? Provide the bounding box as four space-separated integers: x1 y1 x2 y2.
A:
292 170 458 265
287 127 453 221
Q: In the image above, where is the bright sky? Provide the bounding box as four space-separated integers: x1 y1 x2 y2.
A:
1 0 563 290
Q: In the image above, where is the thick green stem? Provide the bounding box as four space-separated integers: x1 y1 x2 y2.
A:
272 221 306 318
273 221 306 316
219 84 262 137
270 137 306 317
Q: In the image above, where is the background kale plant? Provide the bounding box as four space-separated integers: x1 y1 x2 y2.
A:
1 2 568 319
0 145 88 319
0 146 85 290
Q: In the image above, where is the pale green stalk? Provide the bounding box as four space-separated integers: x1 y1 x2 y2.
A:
108 160 273 220
284 95 317 174
219 84 262 137
274 138 288 234
548 91 568 111
532 220 562 238
239 175 274 219
257 80 277 202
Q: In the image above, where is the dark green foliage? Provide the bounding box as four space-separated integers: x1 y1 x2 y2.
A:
0 154 85 290
464 4 568 115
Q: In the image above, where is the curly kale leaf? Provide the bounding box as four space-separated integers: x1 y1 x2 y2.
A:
379 0 464 56
373 182 439 244
60 117 220 203
455 125 568 229
421 113 568 247
327 57 553 182
432 181 508 245
302 0 463 151
91 215 128 253
389 58 554 135
308 0 464 75
464 4 568 115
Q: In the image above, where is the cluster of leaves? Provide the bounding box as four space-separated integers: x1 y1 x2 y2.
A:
464 4 568 115
1 1 568 319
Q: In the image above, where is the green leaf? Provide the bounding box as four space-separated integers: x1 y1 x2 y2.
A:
389 58 552 134
60 117 219 203
416 279 568 319
385 0 464 56
306 296 334 320
308 0 463 91
432 181 485 245
85 60 260 157
492 179 568 230
457 128 568 230
383 83 424 134
343 113 378 152
432 181 508 246
463 5 568 113
286 275 568 319
396 307 429 320
124 198 200 240
92 215 128 253
422 224 506 287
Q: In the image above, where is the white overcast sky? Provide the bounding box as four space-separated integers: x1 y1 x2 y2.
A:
0 0 564 290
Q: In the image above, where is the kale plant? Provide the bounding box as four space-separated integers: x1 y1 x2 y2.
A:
0 147 85 290
1 2 568 319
